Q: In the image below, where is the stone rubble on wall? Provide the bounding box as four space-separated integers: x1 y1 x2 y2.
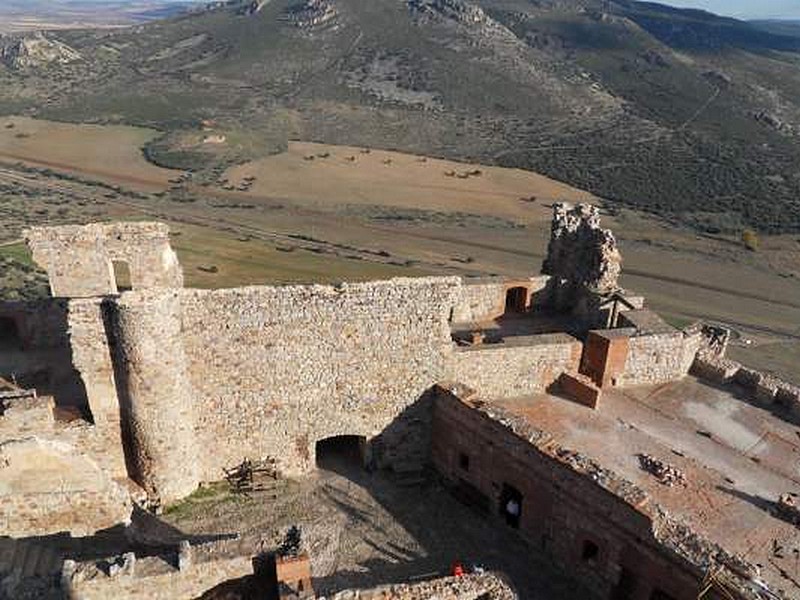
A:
437 384 771 600
326 572 517 599
691 352 800 418
637 454 687 487
542 203 622 294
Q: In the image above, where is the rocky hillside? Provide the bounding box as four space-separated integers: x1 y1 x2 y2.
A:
3 0 800 233
0 33 81 69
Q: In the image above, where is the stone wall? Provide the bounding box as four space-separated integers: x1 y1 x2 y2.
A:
68 553 253 600
0 395 134 537
24 222 182 298
66 299 126 478
329 573 517 599
446 334 582 399
451 276 550 323
107 278 460 494
69 541 515 600
691 353 800 417
617 329 702 387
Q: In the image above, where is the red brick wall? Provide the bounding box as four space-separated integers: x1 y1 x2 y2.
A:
581 331 630 388
431 392 703 600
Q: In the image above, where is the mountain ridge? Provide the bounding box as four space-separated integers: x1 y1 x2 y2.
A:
2 0 800 233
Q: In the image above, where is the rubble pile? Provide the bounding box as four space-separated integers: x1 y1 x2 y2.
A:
637 454 687 487
327 572 517 599
776 493 800 525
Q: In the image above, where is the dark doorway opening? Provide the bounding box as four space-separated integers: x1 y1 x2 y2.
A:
582 539 600 563
499 483 523 528
112 260 132 293
505 287 528 314
0 317 22 351
315 435 367 472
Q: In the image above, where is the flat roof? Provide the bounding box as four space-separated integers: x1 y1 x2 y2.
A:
485 377 800 596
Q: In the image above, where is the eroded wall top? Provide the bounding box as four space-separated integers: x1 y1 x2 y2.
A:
24 222 183 298
542 203 621 294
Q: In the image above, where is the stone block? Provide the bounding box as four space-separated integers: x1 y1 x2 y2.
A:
558 372 602 409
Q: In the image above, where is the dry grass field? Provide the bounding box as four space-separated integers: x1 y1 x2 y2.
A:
0 116 175 189
224 141 594 223
0 117 797 382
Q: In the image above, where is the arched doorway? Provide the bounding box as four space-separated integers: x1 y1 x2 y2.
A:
315 435 368 472
505 287 528 314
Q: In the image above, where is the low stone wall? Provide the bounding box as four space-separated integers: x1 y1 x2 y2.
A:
68 553 253 600
691 353 800 415
446 334 582 399
617 330 701 387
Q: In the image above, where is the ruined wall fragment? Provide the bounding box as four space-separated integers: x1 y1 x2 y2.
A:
24 222 182 298
542 203 621 295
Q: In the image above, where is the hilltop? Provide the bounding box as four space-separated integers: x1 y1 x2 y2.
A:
2 0 800 232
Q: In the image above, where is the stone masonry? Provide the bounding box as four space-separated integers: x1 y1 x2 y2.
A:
4 217 706 513
24 222 182 298
542 203 621 295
